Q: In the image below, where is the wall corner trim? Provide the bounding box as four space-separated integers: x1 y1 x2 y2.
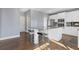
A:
0 35 20 40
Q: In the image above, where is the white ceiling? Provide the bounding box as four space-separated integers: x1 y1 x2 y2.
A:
20 8 75 14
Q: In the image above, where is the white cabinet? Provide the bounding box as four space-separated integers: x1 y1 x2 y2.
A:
49 13 66 22
65 12 71 22
49 10 79 36
63 10 79 36
66 10 79 22
49 14 57 19
57 12 66 19
50 14 58 19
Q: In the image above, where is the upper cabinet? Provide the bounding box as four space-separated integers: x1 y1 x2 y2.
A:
66 10 79 27
49 10 79 22
49 10 79 27
48 13 66 28
49 12 66 22
57 12 66 19
66 10 79 22
49 14 58 20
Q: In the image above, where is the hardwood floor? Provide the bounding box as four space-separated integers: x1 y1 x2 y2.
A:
60 34 78 50
0 37 67 50
0 37 49 50
0 37 19 50
0 34 78 50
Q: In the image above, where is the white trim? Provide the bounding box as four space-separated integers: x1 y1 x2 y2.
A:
0 35 20 40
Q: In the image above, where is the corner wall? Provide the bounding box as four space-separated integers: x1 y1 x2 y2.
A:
0 9 2 38
0 8 20 38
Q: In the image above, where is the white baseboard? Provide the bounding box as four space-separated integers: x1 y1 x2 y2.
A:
0 35 20 40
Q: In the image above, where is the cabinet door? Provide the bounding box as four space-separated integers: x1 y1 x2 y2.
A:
57 12 66 19
66 11 79 22
49 14 58 20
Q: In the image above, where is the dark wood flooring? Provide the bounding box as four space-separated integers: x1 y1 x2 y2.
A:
0 34 78 50
60 34 78 50
0 37 19 50
0 37 49 50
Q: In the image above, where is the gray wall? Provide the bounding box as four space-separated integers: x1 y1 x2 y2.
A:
31 10 46 29
25 10 31 31
19 12 25 31
0 8 20 38
0 9 2 37
25 10 47 30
